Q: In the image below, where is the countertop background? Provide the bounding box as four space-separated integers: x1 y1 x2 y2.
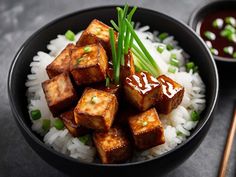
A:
1 0 236 177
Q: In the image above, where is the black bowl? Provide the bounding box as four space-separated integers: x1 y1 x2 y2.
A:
189 0 236 63
8 6 218 177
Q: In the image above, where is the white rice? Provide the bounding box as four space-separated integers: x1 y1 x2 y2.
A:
25 26 206 163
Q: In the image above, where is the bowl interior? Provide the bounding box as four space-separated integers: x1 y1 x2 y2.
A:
189 0 236 62
8 6 218 166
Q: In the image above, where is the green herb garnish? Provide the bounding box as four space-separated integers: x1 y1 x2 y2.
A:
168 66 177 74
166 44 174 51
109 5 161 84
30 109 41 120
229 33 236 43
158 32 168 41
157 45 165 53
225 16 236 26
78 134 91 145
170 58 179 67
177 131 183 136
84 46 91 53
191 111 200 121
76 57 83 65
65 30 75 41
54 118 64 130
233 52 236 58
186 62 195 72
223 46 234 55
212 18 224 29
42 119 51 131
210 48 219 55
220 29 232 38
204 31 216 40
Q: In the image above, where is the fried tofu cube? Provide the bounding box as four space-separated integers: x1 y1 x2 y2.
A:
59 109 89 137
42 73 78 117
93 127 131 164
70 44 108 86
156 75 184 114
46 44 75 79
124 72 162 111
74 88 118 131
76 19 116 55
128 108 165 150
120 50 135 82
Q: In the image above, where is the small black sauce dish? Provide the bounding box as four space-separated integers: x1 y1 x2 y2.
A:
8 6 218 177
189 0 236 63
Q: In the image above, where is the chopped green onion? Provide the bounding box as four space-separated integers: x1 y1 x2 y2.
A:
30 109 41 120
210 48 219 55
142 121 148 126
229 33 236 43
170 58 179 67
223 46 234 55
186 62 195 72
168 66 177 74
84 46 91 53
191 111 200 121
105 77 110 87
157 45 165 53
77 57 83 64
212 18 224 29
78 134 91 145
220 29 232 38
225 16 236 26
233 52 236 58
170 53 177 59
42 119 51 131
65 30 75 41
225 24 236 33
204 31 216 40
177 131 183 136
158 32 168 41
91 96 98 104
54 118 64 130
166 44 174 51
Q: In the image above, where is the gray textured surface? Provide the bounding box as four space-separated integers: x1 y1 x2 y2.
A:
0 0 236 176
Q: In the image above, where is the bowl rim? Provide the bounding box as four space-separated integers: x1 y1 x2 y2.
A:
188 0 236 63
8 5 219 167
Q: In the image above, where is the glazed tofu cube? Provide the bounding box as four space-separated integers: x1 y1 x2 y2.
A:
128 108 165 150
42 73 78 117
124 72 162 111
70 44 108 86
76 19 116 55
93 127 131 164
120 50 135 82
74 88 118 131
156 75 184 114
46 44 75 79
59 109 89 137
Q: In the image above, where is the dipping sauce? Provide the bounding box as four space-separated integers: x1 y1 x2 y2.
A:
197 10 236 59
